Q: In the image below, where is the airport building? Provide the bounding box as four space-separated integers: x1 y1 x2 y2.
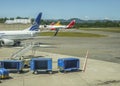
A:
5 18 31 24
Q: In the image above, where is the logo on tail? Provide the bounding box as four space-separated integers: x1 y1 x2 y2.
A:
29 12 42 31
67 20 75 29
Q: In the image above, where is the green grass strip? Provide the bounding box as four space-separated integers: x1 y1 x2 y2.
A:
39 32 106 37
79 28 120 33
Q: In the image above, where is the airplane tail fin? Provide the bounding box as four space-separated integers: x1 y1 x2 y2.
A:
54 21 61 26
50 21 61 30
25 12 42 31
67 20 75 29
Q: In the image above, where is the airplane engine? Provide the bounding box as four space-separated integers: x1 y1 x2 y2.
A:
0 39 14 46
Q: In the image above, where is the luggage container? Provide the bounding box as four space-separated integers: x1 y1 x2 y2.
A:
0 68 9 79
30 58 52 74
58 58 80 72
0 60 24 73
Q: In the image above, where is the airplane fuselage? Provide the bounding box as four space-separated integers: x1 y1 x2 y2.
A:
40 25 67 29
0 30 39 40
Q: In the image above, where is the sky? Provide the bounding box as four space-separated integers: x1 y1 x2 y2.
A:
0 0 120 20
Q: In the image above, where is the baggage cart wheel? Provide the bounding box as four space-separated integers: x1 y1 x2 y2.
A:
33 71 38 74
49 71 52 74
63 70 67 73
18 71 21 74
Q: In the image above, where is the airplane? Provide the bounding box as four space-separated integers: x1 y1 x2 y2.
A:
40 21 60 30
0 12 42 47
40 20 75 36
50 21 60 26
53 21 61 26
39 20 75 30
50 21 61 30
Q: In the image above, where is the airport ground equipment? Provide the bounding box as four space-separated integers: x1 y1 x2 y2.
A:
58 58 80 72
0 60 24 73
11 42 50 59
30 58 52 74
10 43 50 67
0 68 9 79
10 43 39 67
11 44 34 59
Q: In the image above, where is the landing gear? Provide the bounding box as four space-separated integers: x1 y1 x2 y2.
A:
0 41 3 47
14 41 21 46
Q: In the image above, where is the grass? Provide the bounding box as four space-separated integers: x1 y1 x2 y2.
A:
78 27 120 33
40 32 106 37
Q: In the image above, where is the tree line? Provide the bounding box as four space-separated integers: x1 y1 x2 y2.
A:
74 21 120 28
0 17 120 28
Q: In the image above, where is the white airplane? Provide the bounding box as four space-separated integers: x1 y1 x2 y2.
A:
40 20 75 36
40 20 76 30
0 12 42 46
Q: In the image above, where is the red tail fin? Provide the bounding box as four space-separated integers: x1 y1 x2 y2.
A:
67 20 75 29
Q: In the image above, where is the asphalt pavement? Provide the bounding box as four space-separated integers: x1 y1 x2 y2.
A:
32 30 120 64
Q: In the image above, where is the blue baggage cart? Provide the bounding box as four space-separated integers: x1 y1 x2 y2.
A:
58 58 80 72
0 60 24 73
0 68 9 79
30 58 52 74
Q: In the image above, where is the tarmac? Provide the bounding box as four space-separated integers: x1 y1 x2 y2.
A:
0 29 120 86
0 50 120 86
